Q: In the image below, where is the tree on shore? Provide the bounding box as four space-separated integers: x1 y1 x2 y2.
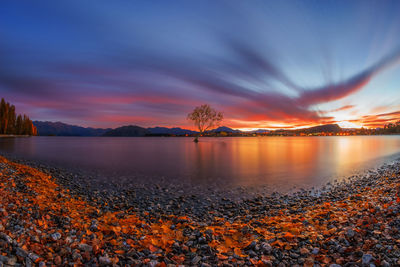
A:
380 121 400 134
0 98 37 135
187 104 223 142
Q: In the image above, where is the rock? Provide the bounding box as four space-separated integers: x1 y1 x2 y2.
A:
192 255 201 265
0 233 13 243
32 235 40 243
25 258 32 267
304 257 314 266
90 220 98 231
54 256 62 265
99 256 112 266
261 260 273 267
149 260 159 267
261 242 272 254
16 248 28 258
300 247 310 255
362 254 373 265
51 232 61 241
289 252 300 259
78 243 93 252
246 241 257 250
27 253 40 263
72 251 82 261
346 229 355 238
0 255 8 263
6 256 17 266
312 247 320 254
248 250 257 257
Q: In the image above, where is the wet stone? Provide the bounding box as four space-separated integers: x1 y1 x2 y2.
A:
78 243 93 252
362 254 373 265
99 256 111 266
346 229 355 238
192 255 201 265
312 247 320 254
51 232 61 241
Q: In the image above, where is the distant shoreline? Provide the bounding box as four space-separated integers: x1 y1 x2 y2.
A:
0 134 32 138
26 133 400 137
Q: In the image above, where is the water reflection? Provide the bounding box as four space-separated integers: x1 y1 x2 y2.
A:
0 136 399 191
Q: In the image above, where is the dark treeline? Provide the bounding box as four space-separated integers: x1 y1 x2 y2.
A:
377 121 400 134
0 98 37 135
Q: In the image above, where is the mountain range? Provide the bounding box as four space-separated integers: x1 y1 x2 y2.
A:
33 121 342 137
33 121 199 136
33 121 110 136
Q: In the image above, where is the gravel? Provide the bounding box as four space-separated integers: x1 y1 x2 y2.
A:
1 154 400 266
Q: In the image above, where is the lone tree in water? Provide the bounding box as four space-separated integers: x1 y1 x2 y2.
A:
187 104 223 142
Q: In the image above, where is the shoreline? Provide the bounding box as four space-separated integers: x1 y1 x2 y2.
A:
0 155 400 266
9 134 400 137
0 135 32 138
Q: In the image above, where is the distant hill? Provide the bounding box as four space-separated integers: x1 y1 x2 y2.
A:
33 121 109 136
148 127 197 135
210 126 242 133
103 125 149 137
33 121 343 137
249 129 270 134
301 124 341 134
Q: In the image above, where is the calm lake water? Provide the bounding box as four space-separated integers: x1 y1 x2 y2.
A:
1 136 400 191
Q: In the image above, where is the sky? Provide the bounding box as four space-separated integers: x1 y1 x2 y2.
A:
1 0 400 130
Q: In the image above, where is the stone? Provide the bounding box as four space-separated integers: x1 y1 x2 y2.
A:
192 256 201 265
99 256 112 266
261 242 272 254
0 233 13 243
300 247 310 255
16 248 28 258
346 229 355 238
78 243 93 252
362 254 373 265
25 258 32 267
54 256 62 265
28 253 40 262
0 255 8 263
51 232 61 241
6 256 17 266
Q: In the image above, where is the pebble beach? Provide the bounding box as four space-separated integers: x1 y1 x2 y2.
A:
1 155 400 266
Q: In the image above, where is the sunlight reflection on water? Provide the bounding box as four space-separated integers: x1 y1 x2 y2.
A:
0 136 399 191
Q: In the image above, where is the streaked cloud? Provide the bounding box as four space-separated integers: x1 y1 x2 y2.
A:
0 0 400 129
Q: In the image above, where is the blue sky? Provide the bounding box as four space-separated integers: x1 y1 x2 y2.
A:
1 0 400 129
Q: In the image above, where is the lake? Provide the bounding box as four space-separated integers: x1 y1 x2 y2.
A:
1 136 400 192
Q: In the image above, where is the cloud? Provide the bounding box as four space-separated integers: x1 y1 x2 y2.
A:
297 48 400 106
348 110 400 127
1 1 400 129
322 105 355 113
